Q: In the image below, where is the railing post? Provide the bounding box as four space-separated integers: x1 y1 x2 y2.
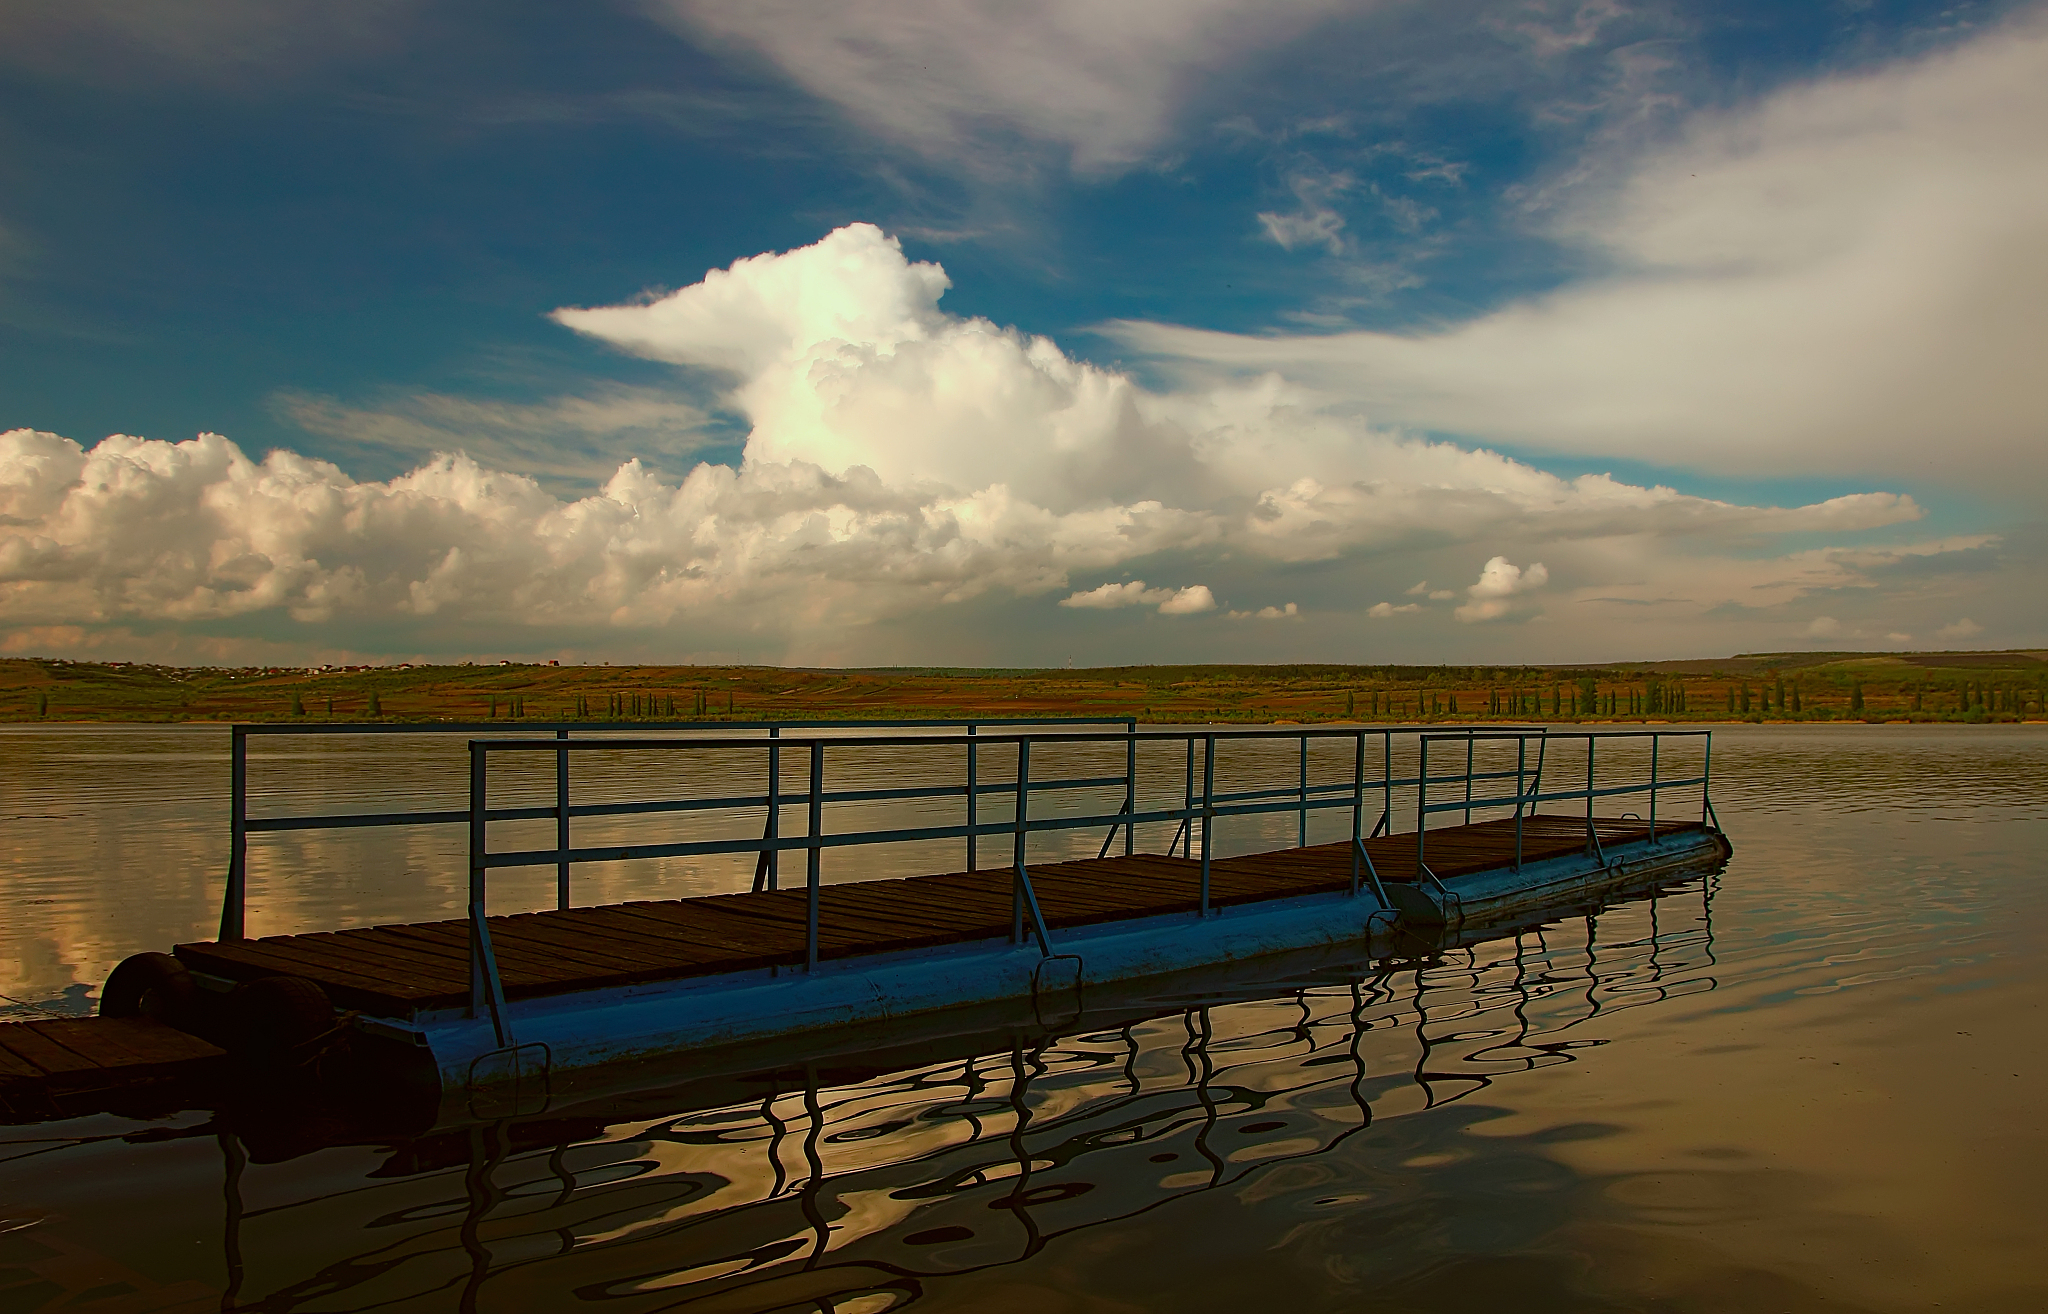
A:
1298 734 1309 849
1649 734 1659 839
555 728 570 910
1416 737 1429 873
1463 730 1476 825
1008 736 1056 955
1585 735 1598 855
1701 733 1713 825
806 742 823 971
966 723 978 873
468 741 510 1046
1350 731 1364 896
767 726 782 891
1200 734 1216 916
1013 739 1030 943
1176 736 1196 858
220 724 248 941
1513 735 1526 872
1124 719 1137 858
1382 731 1393 836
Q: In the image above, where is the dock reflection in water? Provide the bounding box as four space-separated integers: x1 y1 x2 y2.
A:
8 724 2046 1312
5 879 1716 1313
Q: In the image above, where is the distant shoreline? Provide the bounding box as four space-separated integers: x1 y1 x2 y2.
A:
5 654 2043 726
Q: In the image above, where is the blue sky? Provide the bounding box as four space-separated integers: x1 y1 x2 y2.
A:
2 0 2042 666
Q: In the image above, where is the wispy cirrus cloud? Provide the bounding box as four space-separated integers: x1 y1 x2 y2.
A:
1110 13 2048 492
647 0 1351 174
0 0 417 86
275 386 728 491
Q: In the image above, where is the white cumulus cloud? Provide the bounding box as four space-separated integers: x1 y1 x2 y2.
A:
0 223 1968 661
1059 580 1215 614
1156 584 1217 615
1455 555 1548 623
1806 616 1844 639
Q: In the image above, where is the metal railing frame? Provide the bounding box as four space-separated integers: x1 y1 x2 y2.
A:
452 725 1708 1036
211 719 1714 1045
217 716 1134 941
1416 729 1710 879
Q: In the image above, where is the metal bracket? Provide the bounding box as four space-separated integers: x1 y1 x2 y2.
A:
1013 861 1057 958
1351 837 1394 912
467 1042 551 1120
468 907 513 1048
1031 954 1083 1028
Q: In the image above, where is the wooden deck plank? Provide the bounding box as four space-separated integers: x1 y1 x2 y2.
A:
21 1018 224 1071
0 1041 43 1082
375 924 594 985
292 928 474 980
590 904 796 958
328 925 476 972
0 1022 107 1076
175 940 410 998
607 901 809 952
163 816 1706 1011
484 917 685 972
529 909 734 962
594 909 795 971
239 933 465 995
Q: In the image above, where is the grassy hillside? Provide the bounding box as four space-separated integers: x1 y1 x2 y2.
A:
5 650 2045 725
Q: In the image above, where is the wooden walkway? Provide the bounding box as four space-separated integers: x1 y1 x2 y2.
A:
173 816 1698 1017
0 1016 227 1122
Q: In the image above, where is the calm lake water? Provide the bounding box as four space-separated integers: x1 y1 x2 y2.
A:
2 723 2045 1312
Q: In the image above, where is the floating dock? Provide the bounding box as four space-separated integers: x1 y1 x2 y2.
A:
0 1016 226 1122
174 815 1706 1018
46 721 1727 1125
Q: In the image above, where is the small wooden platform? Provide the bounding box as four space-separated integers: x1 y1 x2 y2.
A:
175 816 1700 1016
0 1016 228 1122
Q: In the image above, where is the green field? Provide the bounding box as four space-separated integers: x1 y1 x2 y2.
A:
6 650 2045 725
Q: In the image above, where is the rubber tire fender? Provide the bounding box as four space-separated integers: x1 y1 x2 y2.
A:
226 975 334 1058
99 952 202 1033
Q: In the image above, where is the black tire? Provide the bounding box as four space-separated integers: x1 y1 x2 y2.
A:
226 975 334 1058
100 952 202 1032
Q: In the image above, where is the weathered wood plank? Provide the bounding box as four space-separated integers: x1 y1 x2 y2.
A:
0 1022 107 1077
158 816 1702 1012
0 1033 53 1080
23 1018 224 1071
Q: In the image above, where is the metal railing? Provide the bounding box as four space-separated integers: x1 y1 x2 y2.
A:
1415 729 1712 885
217 716 1134 941
450 725 1709 1043
214 719 1715 1047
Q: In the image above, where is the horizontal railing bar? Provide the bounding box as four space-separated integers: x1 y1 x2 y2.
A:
244 769 1706 835
1204 796 1368 824
234 716 1136 738
481 790 1414 870
1422 775 1709 815
1422 730 1711 742
1209 780 1377 806
486 803 1208 867
464 725 1554 753
1419 763 1535 775
246 809 470 832
245 774 1146 833
1524 777 1706 807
